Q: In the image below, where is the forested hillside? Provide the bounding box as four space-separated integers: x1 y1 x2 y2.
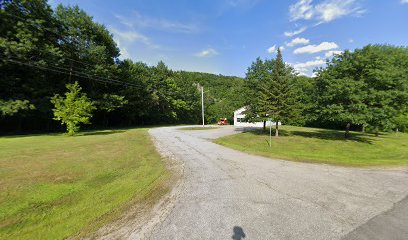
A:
175 71 247 123
0 0 245 133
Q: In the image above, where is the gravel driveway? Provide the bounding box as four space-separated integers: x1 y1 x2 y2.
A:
144 126 408 240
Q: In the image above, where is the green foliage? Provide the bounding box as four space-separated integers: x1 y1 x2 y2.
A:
289 75 317 125
0 0 63 130
174 71 247 124
395 114 408 132
1 1 407 136
315 45 408 133
50 82 95 135
0 0 247 132
0 99 35 116
96 94 128 113
245 49 299 135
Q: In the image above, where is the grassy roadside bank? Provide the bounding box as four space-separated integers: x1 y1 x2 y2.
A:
215 125 408 167
0 128 170 240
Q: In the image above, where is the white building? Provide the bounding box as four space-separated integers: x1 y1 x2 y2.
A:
233 107 281 128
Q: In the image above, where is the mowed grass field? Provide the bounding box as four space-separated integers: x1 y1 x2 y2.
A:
0 128 169 240
215 125 408 167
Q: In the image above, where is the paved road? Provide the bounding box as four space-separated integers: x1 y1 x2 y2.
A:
145 126 408 240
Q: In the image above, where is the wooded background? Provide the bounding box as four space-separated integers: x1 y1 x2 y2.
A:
1 0 407 134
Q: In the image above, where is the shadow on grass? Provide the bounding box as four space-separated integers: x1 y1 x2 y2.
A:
78 130 127 136
251 128 374 144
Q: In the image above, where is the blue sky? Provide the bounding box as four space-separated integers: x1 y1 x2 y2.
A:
50 0 408 77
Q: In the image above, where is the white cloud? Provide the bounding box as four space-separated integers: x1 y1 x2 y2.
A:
196 48 219 57
325 50 343 57
294 59 326 69
267 45 285 54
315 0 364 23
294 41 338 54
289 0 364 23
110 27 158 48
284 27 307 37
119 47 131 60
113 35 132 60
401 0 408 4
115 12 199 33
267 45 276 54
293 58 326 76
287 37 310 47
289 0 314 21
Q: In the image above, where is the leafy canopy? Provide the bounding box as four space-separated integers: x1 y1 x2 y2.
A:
315 45 408 133
50 81 96 135
0 99 35 116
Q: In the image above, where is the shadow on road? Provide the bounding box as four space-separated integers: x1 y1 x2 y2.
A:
232 226 246 240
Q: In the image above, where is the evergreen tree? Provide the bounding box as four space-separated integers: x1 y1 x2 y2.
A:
246 49 298 136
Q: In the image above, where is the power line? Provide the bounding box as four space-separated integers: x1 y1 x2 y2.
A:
1 10 121 75
0 51 144 88
3 58 143 89
1 9 145 88
3 50 125 83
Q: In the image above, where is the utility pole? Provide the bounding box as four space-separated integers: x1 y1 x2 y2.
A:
201 86 205 126
269 118 272 148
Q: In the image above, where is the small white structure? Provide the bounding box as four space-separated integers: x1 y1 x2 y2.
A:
233 107 281 128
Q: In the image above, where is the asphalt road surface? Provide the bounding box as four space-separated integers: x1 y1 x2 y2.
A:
144 126 408 240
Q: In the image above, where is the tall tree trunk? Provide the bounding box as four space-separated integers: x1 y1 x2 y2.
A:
263 120 266 132
275 121 279 137
345 123 351 139
362 124 365 133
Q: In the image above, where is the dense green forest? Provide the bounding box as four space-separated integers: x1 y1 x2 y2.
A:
0 0 246 133
1 0 407 134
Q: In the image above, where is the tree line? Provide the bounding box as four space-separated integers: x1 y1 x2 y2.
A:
1 0 407 136
245 46 408 136
0 0 245 133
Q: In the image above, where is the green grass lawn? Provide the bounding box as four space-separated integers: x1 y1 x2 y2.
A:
179 126 219 130
215 125 408 167
0 128 169 240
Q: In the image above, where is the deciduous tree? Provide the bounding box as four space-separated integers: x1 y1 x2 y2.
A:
51 81 95 135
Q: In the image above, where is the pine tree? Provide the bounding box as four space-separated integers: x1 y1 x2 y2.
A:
258 48 296 136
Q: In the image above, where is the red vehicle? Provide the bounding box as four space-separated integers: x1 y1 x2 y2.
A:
217 118 229 125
